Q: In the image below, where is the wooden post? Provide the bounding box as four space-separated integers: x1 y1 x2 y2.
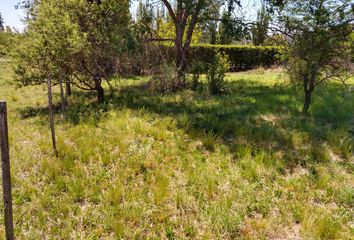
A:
47 77 57 155
0 101 14 240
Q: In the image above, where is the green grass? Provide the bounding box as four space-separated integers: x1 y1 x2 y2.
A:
0 61 353 239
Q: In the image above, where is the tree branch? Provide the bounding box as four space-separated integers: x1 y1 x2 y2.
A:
184 0 204 50
145 38 175 42
161 0 177 25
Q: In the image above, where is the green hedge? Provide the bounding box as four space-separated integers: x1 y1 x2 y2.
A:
188 44 282 72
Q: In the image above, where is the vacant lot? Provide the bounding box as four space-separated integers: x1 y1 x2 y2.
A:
0 60 353 239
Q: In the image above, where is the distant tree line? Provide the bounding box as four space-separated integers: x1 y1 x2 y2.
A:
0 12 4 31
0 12 19 56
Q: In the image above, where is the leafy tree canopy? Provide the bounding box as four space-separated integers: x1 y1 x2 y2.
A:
14 0 133 103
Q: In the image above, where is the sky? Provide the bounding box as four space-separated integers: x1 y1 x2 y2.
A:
0 0 25 31
0 0 260 32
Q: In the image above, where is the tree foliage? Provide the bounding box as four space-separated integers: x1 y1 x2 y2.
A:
15 0 39 20
252 4 270 46
15 0 133 103
0 31 18 56
0 12 4 32
218 2 246 44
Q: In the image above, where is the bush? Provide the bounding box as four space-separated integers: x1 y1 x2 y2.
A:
207 52 229 95
188 60 204 90
147 62 179 93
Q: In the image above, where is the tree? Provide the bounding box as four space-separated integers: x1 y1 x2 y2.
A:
15 0 39 20
0 24 18 56
15 0 83 90
15 0 133 103
267 0 354 113
136 0 154 30
0 12 4 31
218 2 245 44
198 2 221 44
159 0 241 88
252 3 269 46
218 9 234 44
71 0 132 102
203 20 218 44
160 0 205 87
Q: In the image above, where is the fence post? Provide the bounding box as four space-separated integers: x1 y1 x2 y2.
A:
0 101 14 240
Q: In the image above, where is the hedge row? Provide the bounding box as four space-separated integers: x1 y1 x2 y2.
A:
188 44 282 72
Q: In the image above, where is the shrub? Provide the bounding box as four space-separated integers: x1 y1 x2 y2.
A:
188 60 204 90
147 62 179 93
207 52 229 95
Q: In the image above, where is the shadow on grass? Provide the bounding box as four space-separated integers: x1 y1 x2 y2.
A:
19 79 354 170
20 103 62 119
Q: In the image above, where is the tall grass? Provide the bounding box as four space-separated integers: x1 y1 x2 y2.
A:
0 61 353 239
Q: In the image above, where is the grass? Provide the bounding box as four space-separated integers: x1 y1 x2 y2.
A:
0 61 353 239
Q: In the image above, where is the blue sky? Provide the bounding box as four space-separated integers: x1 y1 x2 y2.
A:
0 0 260 32
0 0 25 31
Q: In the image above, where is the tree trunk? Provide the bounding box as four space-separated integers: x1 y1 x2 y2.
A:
211 28 217 44
176 50 188 87
175 28 187 89
302 74 315 114
95 77 104 103
162 0 203 91
65 79 71 97
59 76 65 113
303 90 312 114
